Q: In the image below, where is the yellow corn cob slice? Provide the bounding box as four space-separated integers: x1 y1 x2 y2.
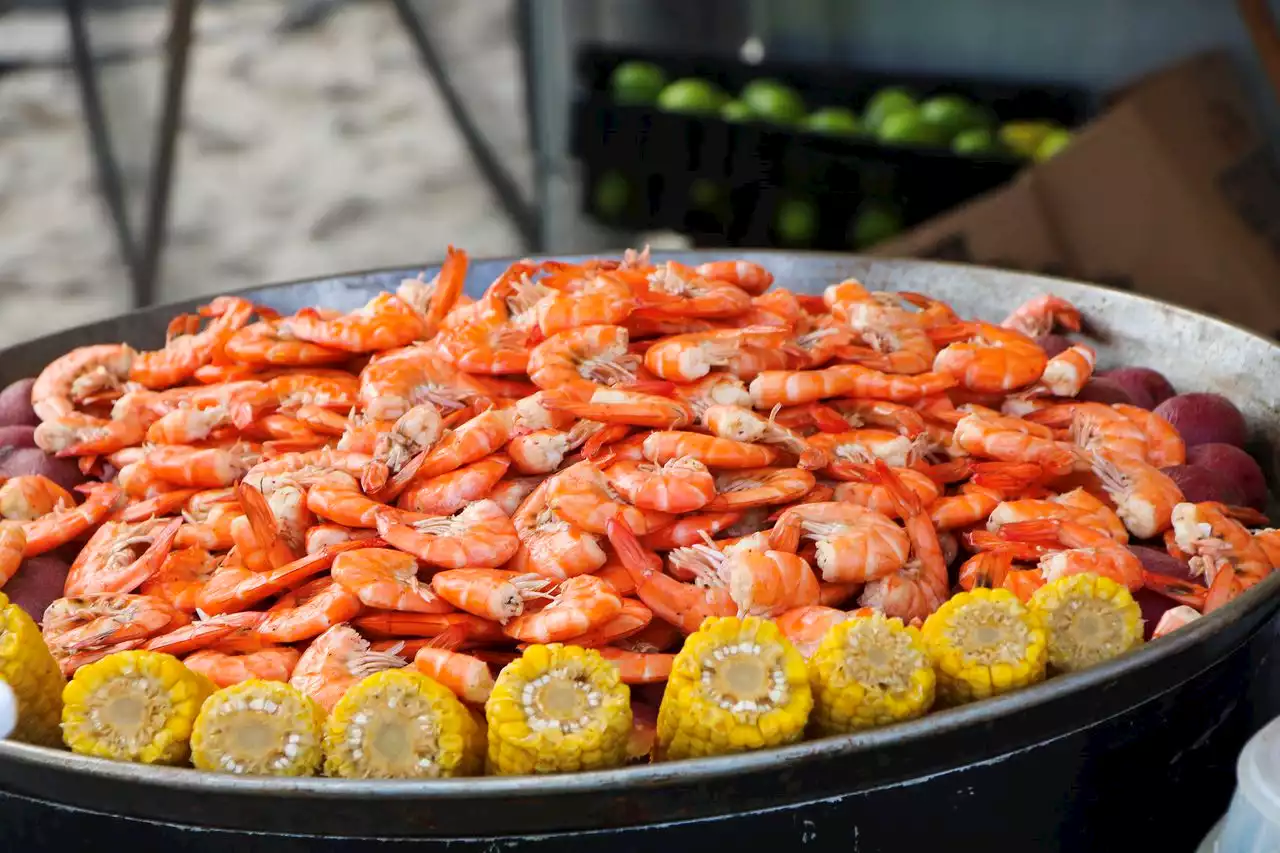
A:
808 611 935 735
656 616 812 762
61 649 213 764
1028 573 1144 673
191 680 324 776
921 588 1047 706
323 668 482 779
486 644 631 775
0 591 64 747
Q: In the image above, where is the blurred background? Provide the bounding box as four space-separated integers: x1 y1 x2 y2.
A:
4 0 1280 343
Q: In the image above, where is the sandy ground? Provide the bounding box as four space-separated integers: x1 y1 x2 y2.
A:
0 0 530 346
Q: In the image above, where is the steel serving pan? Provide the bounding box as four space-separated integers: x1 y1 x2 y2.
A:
1 252 1279 852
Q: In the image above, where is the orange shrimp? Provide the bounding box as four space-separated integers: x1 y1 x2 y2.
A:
927 484 1003 530
144 405 230 445
43 594 178 673
235 480 307 570
1091 448 1183 539
640 511 743 549
706 467 816 510
289 623 408 712
361 404 444 494
527 324 638 393
0 475 74 521
749 364 957 408
995 519 1145 591
303 470 402 529
544 461 671 535
774 605 856 657
223 319 349 366
22 482 120 557
396 454 511 515
352 611 506 643
953 411 1079 476
701 404 826 469
603 457 716 513
643 327 791 383
130 296 256 389
770 502 911 584
1026 344 1095 398
31 343 135 421
1025 401 1149 463
808 429 927 475
930 322 1047 393
196 539 373 615
1171 502 1271 587
639 262 751 318
536 273 636 335
286 291 426 354
1001 293 1081 338
800 398 930 438
34 412 147 457
429 568 549 624
833 468 940 519
0 522 25 588
693 259 773 295
256 577 362 644
606 517 736 634
304 524 376 554
231 372 360 427
400 407 516 486
63 516 182 596
114 488 199 524
139 546 218 612
503 574 623 643
509 479 606 579
144 444 257 488
1114 404 1186 468
1151 605 1201 640
673 536 820 618
412 647 495 704
561 598 652 647
596 648 674 685
375 499 519 568
641 430 778 469
539 386 694 429
358 345 491 421
144 611 265 656
175 501 240 550
331 547 452 613
507 421 612 475
183 647 301 688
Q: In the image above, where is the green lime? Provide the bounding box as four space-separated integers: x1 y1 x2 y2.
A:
877 109 946 147
592 171 630 219
1034 129 1073 162
688 178 722 210
804 107 861 136
720 99 753 122
951 127 1002 156
849 204 904 250
774 197 819 246
656 78 729 115
919 94 985 141
739 79 807 125
609 61 668 105
999 120 1058 159
863 87 917 132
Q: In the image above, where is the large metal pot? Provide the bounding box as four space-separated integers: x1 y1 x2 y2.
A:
2 253 1278 852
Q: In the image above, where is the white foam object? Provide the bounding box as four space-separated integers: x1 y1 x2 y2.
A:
1198 713 1280 852
0 680 16 740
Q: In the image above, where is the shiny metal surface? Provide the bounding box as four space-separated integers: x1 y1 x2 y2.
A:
0 252 1277 839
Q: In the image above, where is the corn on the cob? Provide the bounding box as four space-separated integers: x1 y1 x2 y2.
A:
1028 573 1143 673
0 591 63 747
323 668 482 778
191 680 324 776
486 644 631 775
61 650 213 764
656 616 811 762
921 588 1047 706
808 611 935 735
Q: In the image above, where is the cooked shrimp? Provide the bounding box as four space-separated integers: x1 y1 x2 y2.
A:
544 461 671 535
671 536 819 617
693 259 773 295
362 404 444 493
183 647 301 688
331 547 452 613
375 499 519 568
0 522 25 588
145 444 257 488
1091 448 1183 539
705 467 815 510
34 412 146 457
144 405 230 445
995 518 1144 591
144 611 265 656
527 324 638 393
256 577 362 644
930 322 1047 393
63 517 182 596
1026 344 1095 398
196 539 369 615
833 468 940 519
775 605 856 658
22 482 121 556
32 343 135 421
953 411 1079 476
139 546 219 612
429 568 548 624
749 364 957 408
539 386 694 429
43 593 178 672
701 404 826 469
130 296 255 388
286 291 425 353
603 457 716 513
1114 404 1185 468
0 475 74 521
412 647 495 704
396 454 511 515
536 273 636 335
223 319 348 366
359 345 491 421
770 501 911 584
1001 293 1081 338
503 574 623 643
643 327 791 383
641 430 779 469
509 479 606 579
289 623 407 712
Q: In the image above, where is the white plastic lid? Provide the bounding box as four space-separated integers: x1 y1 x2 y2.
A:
0 680 15 740
1237 713 1280 823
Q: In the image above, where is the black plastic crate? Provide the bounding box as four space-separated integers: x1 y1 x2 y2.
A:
571 44 1097 249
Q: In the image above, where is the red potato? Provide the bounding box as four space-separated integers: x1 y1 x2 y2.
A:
0 379 39 427
1096 367 1176 410
1186 443 1269 510
0 448 85 491
2 555 69 623
1128 545 1196 584
1153 393 1248 448
1160 464 1245 507
1074 377 1136 406
0 425 37 450
1035 334 1075 359
1132 588 1182 642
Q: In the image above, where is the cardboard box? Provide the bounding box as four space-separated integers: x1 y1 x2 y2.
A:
869 52 1280 337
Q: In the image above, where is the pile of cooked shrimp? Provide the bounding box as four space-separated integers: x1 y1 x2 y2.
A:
9 247 1269 706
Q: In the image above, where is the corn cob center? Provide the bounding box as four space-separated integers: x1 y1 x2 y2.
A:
199 696 307 774
940 602 1034 666
343 680 443 776
523 663 601 733
85 676 172 752
834 620 927 694
700 641 790 718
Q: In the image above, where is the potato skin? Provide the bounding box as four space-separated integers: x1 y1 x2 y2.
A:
0 379 39 427
1186 443 1269 510
1160 464 1245 507
1096 368 1176 410
1153 393 1248 448
0 448 85 491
